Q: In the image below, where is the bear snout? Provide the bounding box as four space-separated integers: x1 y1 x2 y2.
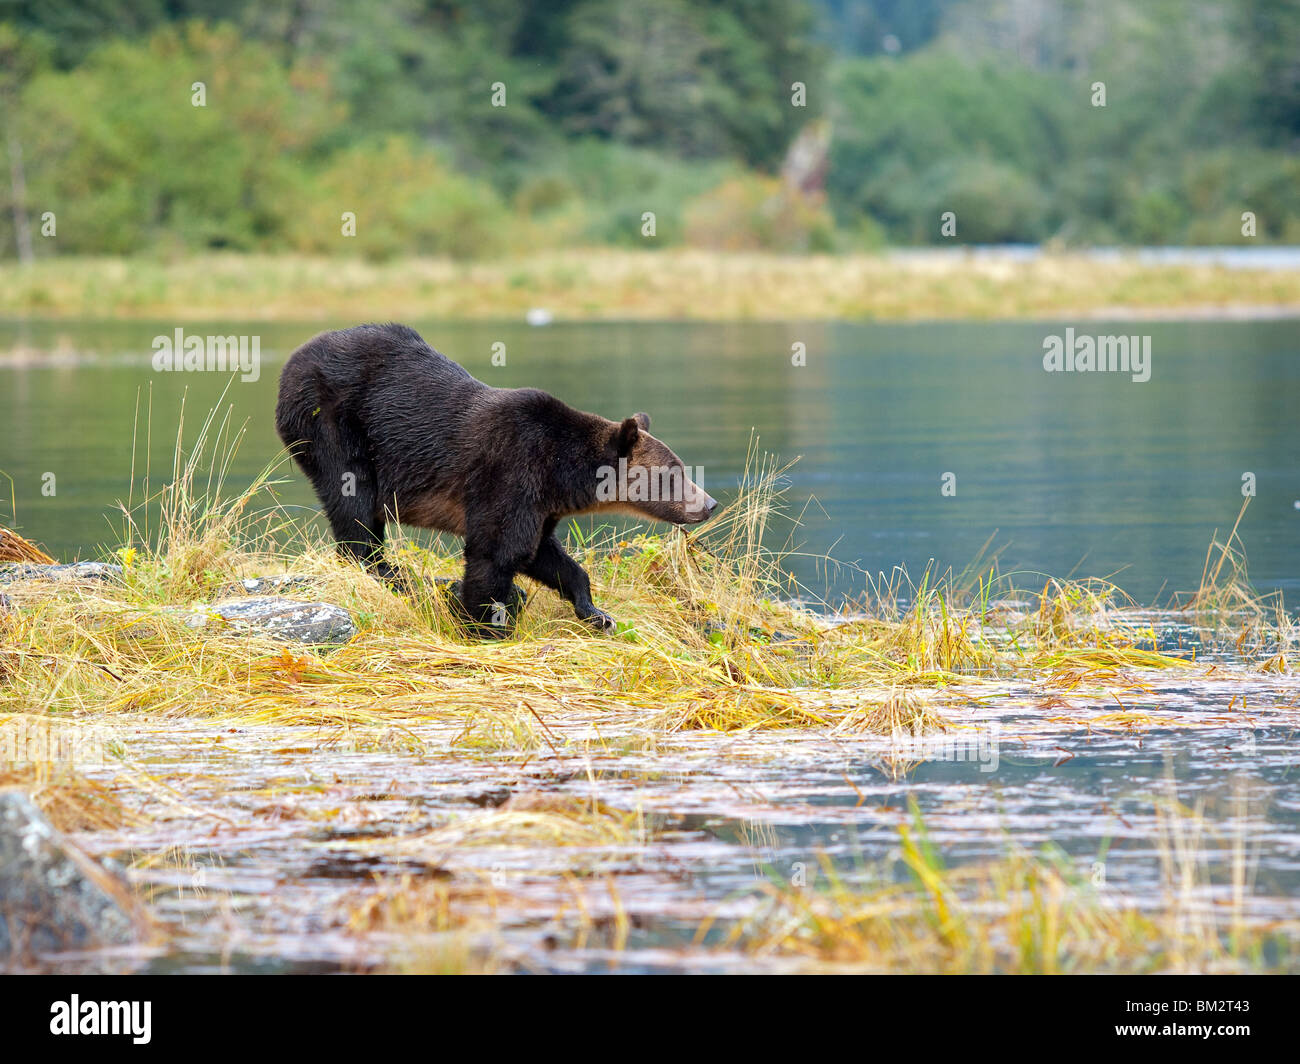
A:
685 493 719 523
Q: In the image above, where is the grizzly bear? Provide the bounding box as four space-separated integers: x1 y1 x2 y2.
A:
275 323 716 635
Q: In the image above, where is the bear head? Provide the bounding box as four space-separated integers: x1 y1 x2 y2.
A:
592 412 717 526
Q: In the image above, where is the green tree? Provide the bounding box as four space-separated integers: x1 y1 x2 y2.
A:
0 22 51 262
19 22 341 253
1240 0 1300 144
545 0 823 168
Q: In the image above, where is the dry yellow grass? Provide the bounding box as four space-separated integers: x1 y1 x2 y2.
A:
0 761 140 832
0 416 1242 744
718 796 1291 974
0 527 55 564
5 403 1280 752
1 249 1297 321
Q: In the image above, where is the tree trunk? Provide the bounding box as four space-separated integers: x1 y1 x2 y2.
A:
6 119 33 266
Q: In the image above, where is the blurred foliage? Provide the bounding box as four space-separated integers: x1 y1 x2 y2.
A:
15 23 342 254
685 174 835 251
829 0 1300 245
0 0 1297 259
286 136 514 260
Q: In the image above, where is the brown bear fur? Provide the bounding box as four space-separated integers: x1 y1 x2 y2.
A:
275 323 716 635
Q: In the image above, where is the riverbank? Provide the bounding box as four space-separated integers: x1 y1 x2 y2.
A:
2 249 1300 322
2 445 1299 973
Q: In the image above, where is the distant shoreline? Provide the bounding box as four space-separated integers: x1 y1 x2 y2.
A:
2 249 1299 323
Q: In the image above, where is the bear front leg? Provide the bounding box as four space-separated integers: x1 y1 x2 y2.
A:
457 541 532 639
523 534 615 632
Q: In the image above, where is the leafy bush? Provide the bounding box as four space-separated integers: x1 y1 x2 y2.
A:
685 174 835 251
288 136 513 261
18 23 340 253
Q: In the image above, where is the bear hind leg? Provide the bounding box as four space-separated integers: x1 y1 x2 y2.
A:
311 452 392 582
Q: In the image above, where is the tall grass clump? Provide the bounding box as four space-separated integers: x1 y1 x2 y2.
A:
722 797 1292 974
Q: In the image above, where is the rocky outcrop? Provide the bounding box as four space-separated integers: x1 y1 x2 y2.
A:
0 562 123 585
0 792 150 961
179 596 356 645
232 574 319 596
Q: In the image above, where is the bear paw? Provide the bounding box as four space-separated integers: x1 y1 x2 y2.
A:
578 606 617 632
373 561 414 592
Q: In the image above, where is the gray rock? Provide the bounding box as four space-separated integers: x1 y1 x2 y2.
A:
180 596 356 645
0 561 123 585
0 792 149 960
234 574 318 596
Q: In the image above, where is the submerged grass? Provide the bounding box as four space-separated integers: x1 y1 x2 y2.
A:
337 787 1292 975
723 796 1292 974
362 795 645 853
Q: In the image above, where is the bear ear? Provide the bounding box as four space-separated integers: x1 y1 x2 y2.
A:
615 416 640 456
633 412 651 431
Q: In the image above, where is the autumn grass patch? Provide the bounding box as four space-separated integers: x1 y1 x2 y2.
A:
2 401 1289 743
0 756 139 832
0 526 56 564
